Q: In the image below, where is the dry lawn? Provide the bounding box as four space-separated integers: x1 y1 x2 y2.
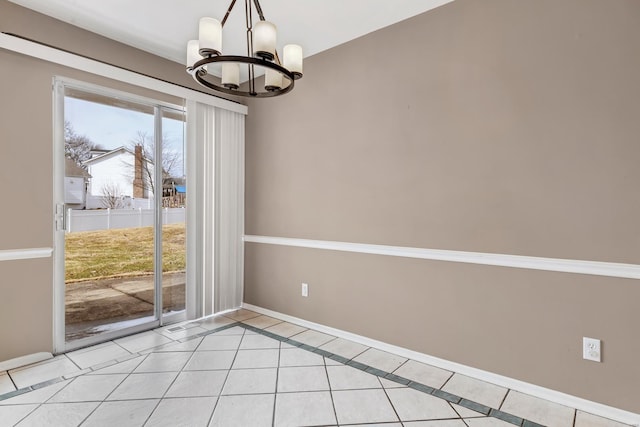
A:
65 224 186 282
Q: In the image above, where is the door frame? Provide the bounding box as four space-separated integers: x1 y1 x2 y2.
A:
53 77 188 353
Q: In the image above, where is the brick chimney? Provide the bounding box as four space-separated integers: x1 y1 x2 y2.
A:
133 145 144 198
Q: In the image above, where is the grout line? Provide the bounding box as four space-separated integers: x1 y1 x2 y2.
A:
111 339 134 354
140 353 191 426
380 378 402 424
499 389 511 410
271 341 283 427
322 353 339 425
349 346 370 362
65 354 83 371
7 372 18 391
461 418 473 427
390 357 410 375
439 370 456 390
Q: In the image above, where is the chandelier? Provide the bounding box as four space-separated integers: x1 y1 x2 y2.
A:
186 0 303 98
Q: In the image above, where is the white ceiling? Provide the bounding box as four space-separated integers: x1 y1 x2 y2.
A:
8 0 454 65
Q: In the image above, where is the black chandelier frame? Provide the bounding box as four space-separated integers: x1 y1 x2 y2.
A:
187 0 302 98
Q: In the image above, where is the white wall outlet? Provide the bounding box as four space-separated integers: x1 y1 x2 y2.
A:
301 283 309 297
583 337 601 362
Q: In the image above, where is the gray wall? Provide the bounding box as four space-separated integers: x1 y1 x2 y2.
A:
244 0 640 413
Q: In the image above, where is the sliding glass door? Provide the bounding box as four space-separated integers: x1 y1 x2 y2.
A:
54 80 187 350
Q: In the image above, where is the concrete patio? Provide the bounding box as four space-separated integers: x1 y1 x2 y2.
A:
65 273 185 341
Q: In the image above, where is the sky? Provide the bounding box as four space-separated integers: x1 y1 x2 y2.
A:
65 97 186 177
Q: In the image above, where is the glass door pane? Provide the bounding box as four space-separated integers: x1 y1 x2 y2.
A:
160 108 187 317
63 87 159 342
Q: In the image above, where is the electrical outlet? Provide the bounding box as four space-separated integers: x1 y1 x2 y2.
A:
301 283 309 297
583 337 601 362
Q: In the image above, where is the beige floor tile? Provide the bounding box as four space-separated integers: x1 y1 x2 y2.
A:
67 343 131 369
277 366 329 392
242 315 283 329
442 374 508 409
114 331 173 353
106 372 178 400
386 387 459 421
279 347 324 367
0 404 38 426
333 389 399 424
0 380 71 406
323 356 343 366
183 350 236 371
239 334 280 349
379 377 408 389
451 402 485 418
82 399 159 427
222 368 277 395
145 396 217 427
155 325 208 340
392 359 452 389
232 349 280 369
274 391 336 427
133 352 192 373
48 374 126 402
210 394 274 427
289 330 335 347
154 337 203 352
9 357 81 389
318 337 369 359
224 309 261 322
353 348 408 372
501 391 575 427
197 315 236 330
326 365 382 390
88 355 145 375
210 326 247 336
15 402 98 427
165 370 227 397
575 411 633 427
0 372 16 394
198 334 242 351
265 322 307 338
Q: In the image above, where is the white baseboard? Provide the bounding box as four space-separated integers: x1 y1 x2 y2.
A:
242 303 640 426
0 352 53 372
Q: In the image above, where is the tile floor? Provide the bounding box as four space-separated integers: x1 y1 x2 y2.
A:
0 309 633 427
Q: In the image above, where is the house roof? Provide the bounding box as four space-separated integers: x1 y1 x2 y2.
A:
65 158 91 178
84 146 134 165
84 146 152 166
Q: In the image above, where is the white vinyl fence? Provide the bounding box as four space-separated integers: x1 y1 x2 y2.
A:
67 208 185 233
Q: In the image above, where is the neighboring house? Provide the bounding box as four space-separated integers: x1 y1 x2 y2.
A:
162 177 186 208
83 145 153 209
64 158 91 210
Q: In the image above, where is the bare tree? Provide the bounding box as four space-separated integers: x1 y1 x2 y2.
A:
128 131 182 196
64 121 95 169
101 182 126 209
